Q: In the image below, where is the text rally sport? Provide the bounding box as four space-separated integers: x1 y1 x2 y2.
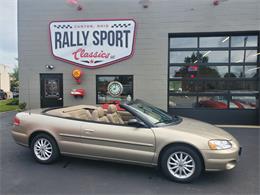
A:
54 30 131 60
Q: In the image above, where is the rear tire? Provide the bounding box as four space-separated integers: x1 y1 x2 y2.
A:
30 133 60 164
160 145 203 183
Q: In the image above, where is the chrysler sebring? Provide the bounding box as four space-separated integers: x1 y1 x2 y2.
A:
11 99 241 182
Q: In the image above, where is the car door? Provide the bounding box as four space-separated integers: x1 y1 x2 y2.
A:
49 117 85 155
79 121 155 164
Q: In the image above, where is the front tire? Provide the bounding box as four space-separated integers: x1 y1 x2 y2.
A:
31 133 60 164
160 145 203 183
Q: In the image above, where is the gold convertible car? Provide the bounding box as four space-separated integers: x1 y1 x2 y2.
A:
12 99 241 182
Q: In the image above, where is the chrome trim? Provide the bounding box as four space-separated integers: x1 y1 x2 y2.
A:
59 133 81 139
59 133 154 147
81 135 154 147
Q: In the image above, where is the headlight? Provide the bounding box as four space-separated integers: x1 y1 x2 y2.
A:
208 140 232 150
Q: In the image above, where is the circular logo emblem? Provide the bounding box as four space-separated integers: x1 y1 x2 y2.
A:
107 81 123 97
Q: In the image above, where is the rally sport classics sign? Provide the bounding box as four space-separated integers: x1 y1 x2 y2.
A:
49 19 136 68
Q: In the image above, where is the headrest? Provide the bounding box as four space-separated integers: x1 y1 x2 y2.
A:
97 107 105 117
107 104 117 114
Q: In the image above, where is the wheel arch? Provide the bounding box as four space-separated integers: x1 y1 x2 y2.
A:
28 130 59 148
157 142 205 170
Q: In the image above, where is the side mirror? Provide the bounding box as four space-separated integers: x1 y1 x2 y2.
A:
128 118 146 128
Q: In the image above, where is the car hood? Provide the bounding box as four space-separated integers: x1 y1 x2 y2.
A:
165 117 235 140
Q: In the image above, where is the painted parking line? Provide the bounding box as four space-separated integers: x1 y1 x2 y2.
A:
216 125 260 129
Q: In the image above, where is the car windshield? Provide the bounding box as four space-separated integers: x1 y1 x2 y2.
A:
127 100 179 126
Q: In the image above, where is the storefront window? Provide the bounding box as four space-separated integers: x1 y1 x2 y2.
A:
170 66 200 79
230 66 258 78
96 75 133 104
200 36 229 48
229 80 258 93
200 50 229 63
170 37 197 48
230 96 257 109
170 51 197 63
169 80 197 93
231 36 257 47
197 96 228 109
170 66 228 78
197 80 228 93
168 32 259 110
197 66 228 78
231 50 257 63
169 96 197 108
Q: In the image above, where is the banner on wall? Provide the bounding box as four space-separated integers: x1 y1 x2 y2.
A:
49 19 136 68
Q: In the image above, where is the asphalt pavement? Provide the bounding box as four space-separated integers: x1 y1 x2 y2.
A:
0 111 259 195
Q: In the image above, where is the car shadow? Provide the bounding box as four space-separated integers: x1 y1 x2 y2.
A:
57 155 233 185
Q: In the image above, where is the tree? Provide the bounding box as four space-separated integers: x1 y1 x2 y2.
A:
184 52 208 63
10 66 19 92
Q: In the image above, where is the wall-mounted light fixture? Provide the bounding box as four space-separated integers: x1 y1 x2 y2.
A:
213 0 220 6
66 0 83 11
72 69 83 83
45 65 54 70
139 0 151 8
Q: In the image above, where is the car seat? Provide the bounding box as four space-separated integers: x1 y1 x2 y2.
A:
107 104 124 124
92 107 110 123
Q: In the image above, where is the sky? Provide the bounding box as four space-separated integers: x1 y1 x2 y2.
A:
0 0 17 72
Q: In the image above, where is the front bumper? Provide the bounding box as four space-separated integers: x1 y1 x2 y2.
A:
202 142 241 171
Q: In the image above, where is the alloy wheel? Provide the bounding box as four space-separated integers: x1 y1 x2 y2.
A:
167 151 195 179
33 138 53 161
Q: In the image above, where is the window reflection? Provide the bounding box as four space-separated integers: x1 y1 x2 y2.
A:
201 50 229 63
229 81 258 93
231 36 257 47
170 66 228 78
197 80 228 93
169 96 197 108
169 80 196 93
200 37 229 48
198 96 228 109
170 37 197 48
231 50 257 63
96 75 133 104
170 51 197 63
230 96 257 109
168 34 259 110
196 66 228 78
170 67 183 78
230 66 258 78
171 51 229 63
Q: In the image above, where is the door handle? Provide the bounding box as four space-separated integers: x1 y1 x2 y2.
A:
84 129 95 133
58 98 63 100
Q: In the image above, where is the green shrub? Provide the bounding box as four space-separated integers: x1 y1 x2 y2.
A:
6 98 19 105
19 102 27 110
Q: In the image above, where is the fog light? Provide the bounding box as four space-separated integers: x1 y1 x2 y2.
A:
226 160 236 170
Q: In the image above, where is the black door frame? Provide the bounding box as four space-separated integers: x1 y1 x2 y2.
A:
40 73 63 108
